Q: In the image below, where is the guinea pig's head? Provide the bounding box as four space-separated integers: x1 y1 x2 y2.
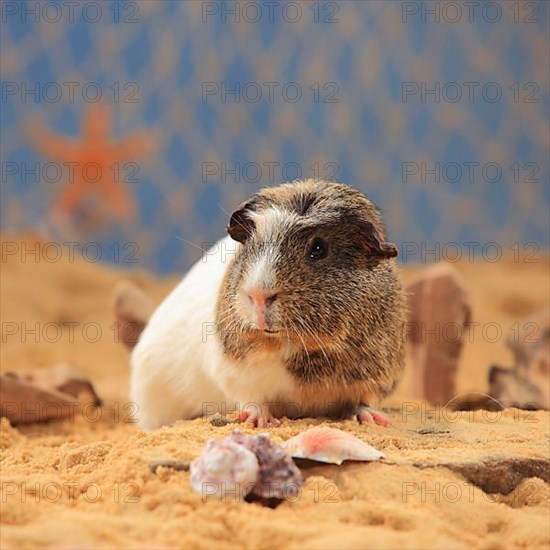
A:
221 179 399 352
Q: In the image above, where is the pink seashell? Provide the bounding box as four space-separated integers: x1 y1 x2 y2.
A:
282 427 385 465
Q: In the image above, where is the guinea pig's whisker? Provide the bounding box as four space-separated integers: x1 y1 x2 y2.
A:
215 315 234 330
220 318 239 334
229 314 247 335
216 204 231 217
217 306 248 338
294 316 332 368
216 310 236 325
288 320 311 363
175 235 205 252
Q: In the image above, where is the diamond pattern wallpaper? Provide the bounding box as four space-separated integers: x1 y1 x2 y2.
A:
1 0 548 272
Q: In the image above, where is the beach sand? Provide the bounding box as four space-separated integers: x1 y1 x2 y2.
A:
1 234 549 550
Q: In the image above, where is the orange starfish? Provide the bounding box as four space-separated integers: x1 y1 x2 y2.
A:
27 102 159 223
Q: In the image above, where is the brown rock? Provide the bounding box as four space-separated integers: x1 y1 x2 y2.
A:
406 264 471 405
0 363 101 425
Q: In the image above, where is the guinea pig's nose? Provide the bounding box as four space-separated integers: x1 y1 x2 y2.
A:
248 290 278 309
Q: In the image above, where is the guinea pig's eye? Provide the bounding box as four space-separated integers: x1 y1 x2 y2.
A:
309 238 328 260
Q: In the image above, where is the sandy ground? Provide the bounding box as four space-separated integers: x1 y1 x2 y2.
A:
1 233 549 550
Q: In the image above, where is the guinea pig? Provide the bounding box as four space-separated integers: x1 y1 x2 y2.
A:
130 179 405 429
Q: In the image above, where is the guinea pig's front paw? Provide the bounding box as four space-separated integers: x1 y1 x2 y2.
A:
349 405 390 427
238 405 281 428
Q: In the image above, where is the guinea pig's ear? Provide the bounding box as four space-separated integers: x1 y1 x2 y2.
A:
227 198 258 243
361 221 398 259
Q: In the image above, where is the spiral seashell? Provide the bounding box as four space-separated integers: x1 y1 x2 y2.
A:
190 438 259 499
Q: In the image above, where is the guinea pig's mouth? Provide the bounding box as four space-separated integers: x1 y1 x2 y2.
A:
263 329 281 335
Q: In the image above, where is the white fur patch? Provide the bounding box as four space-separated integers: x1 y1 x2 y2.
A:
214 347 298 406
244 206 298 292
249 206 298 242
244 252 274 292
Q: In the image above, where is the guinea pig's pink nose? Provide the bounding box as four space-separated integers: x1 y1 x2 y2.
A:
247 290 278 331
248 290 278 309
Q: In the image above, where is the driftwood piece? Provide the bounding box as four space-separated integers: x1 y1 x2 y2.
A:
488 308 549 410
412 458 550 494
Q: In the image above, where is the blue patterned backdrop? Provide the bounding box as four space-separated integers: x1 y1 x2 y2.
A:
1 0 549 272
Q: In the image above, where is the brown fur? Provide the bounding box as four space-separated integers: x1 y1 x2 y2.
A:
216 180 406 418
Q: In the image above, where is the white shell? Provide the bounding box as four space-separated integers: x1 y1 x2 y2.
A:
190 439 259 499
